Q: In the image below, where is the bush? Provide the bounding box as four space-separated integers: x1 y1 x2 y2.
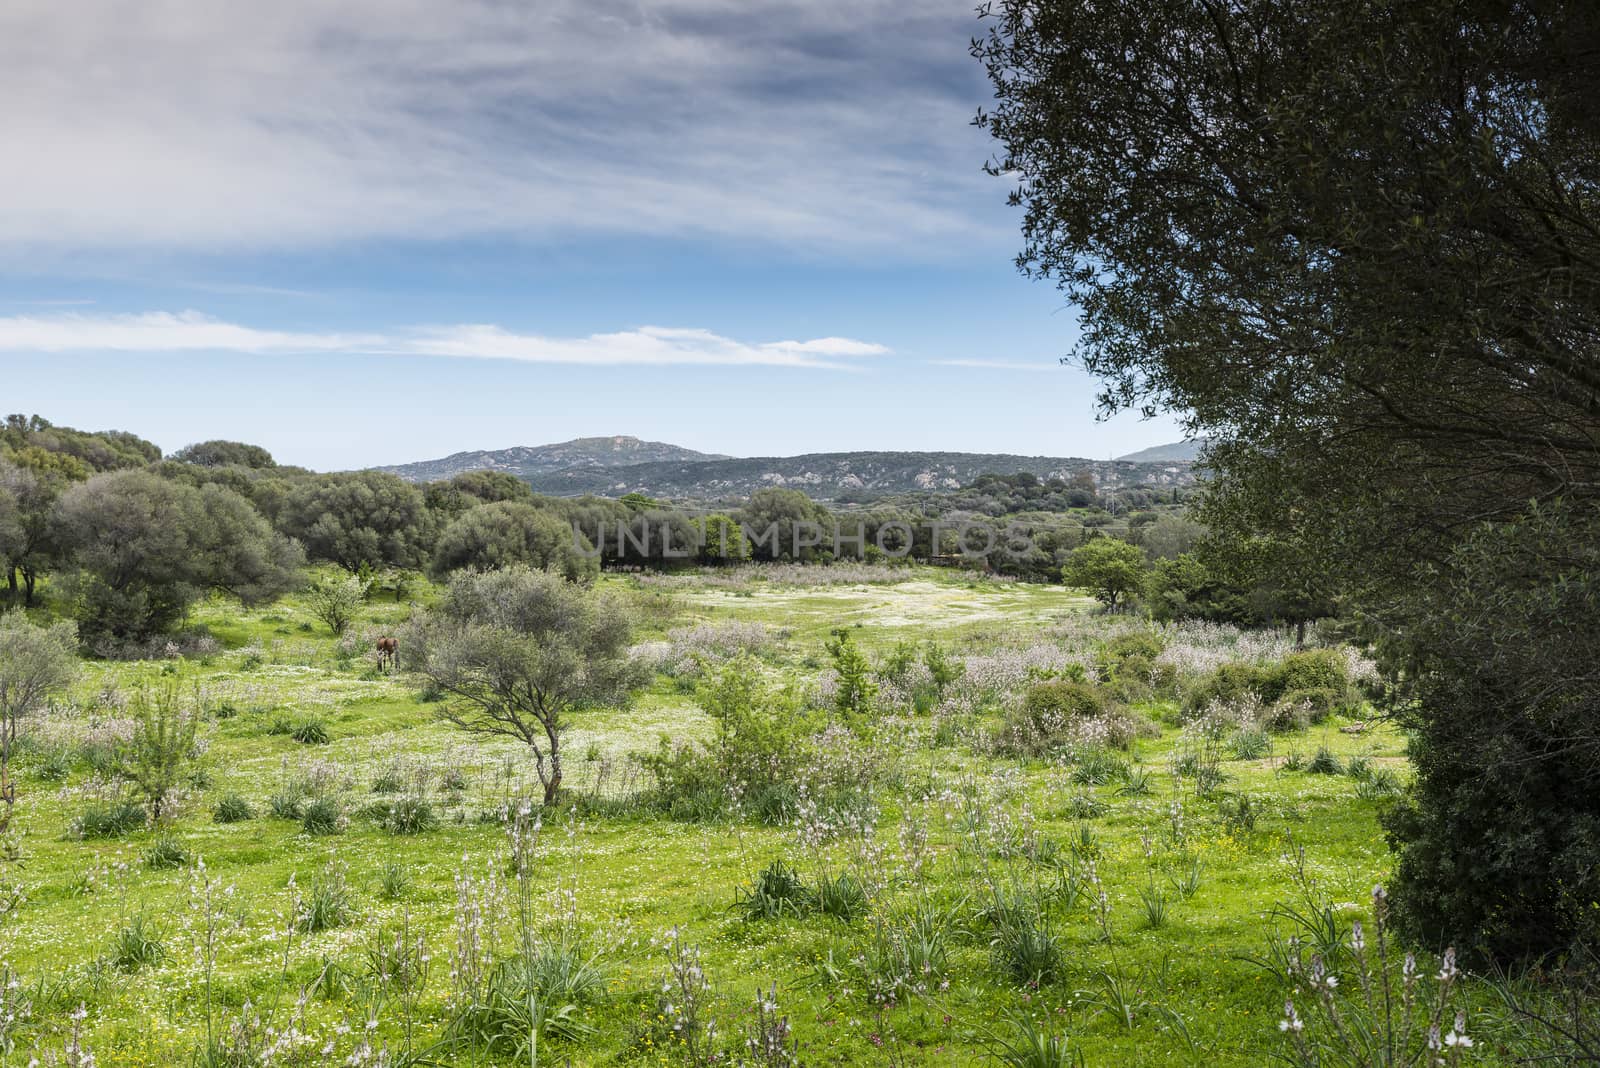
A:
212 794 254 823
1022 679 1106 722
735 860 813 920
143 835 190 869
300 797 345 836
76 800 146 838
269 789 306 820
1275 648 1349 696
296 867 353 933
290 718 330 745
379 796 437 835
1307 746 1344 775
815 872 869 921
109 913 165 972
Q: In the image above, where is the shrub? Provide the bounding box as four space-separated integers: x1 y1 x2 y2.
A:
290 718 330 745
735 860 813 920
1022 679 1106 722
1307 746 1344 775
76 800 146 838
1275 649 1349 696
268 789 306 820
1269 687 1343 730
109 913 165 972
212 794 254 823
300 797 345 836
815 872 869 921
378 862 411 900
143 835 189 869
1230 727 1272 760
379 796 437 835
296 867 353 933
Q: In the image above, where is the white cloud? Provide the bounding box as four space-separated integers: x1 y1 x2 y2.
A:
0 0 1003 256
0 310 887 369
932 358 1059 373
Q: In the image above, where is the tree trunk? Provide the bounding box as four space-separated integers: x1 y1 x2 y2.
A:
542 716 563 805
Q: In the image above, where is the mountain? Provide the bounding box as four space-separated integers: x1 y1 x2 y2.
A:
520 451 1194 500
1114 440 1207 463
380 439 1199 501
377 436 729 482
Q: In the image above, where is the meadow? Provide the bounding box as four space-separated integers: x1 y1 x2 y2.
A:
1 565 1492 1067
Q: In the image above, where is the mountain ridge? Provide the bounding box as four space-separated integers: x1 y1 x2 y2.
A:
379 439 1199 501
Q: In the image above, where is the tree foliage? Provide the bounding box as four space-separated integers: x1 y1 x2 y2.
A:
431 501 597 582
278 471 434 573
52 470 304 644
0 612 78 834
1061 537 1145 610
403 567 645 804
976 0 1600 961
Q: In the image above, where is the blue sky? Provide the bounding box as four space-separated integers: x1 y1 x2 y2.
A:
0 0 1182 471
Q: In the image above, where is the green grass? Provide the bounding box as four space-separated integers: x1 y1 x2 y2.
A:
0 567 1436 1066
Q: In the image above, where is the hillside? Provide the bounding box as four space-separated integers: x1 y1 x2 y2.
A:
1114 439 1207 463
525 451 1194 499
377 435 728 481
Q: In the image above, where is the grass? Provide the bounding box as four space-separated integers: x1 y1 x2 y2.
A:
0 567 1425 1065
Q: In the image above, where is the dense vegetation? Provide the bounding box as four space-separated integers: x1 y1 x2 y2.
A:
976 0 1600 965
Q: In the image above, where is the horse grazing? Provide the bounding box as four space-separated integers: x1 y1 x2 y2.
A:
375 636 398 673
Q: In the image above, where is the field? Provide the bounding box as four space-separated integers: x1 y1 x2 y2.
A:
2 566 1436 1066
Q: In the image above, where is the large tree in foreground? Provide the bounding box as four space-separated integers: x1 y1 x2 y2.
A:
404 567 644 805
976 0 1600 962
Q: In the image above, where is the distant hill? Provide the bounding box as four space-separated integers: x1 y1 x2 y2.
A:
379 440 1199 501
1114 440 1207 463
377 436 729 482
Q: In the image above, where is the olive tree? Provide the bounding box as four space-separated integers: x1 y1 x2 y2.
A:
0 612 78 834
403 567 645 804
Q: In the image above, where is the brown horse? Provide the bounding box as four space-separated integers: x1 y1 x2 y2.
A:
375 636 398 672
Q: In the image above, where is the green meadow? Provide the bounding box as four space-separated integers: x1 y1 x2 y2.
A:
3 567 1483 1067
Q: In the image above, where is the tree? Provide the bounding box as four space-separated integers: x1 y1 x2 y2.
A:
738 489 832 562
0 612 78 834
277 471 435 573
169 440 276 469
825 627 877 722
115 688 202 823
0 457 65 606
975 0 1600 960
403 567 645 804
305 573 370 636
698 513 751 564
52 471 303 644
430 501 598 582
1061 538 1145 610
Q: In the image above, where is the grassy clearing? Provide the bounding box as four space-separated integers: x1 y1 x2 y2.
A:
0 568 1449 1066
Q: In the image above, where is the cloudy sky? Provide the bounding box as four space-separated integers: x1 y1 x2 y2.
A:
1 0 1182 469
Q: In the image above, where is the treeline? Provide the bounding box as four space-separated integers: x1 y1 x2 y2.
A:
0 414 1222 646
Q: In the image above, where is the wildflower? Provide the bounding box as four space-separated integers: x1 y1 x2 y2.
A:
1437 947 1459 983
1351 920 1365 952
1443 1011 1473 1048
1279 1000 1303 1033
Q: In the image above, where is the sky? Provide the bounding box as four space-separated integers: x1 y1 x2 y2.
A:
0 0 1184 471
